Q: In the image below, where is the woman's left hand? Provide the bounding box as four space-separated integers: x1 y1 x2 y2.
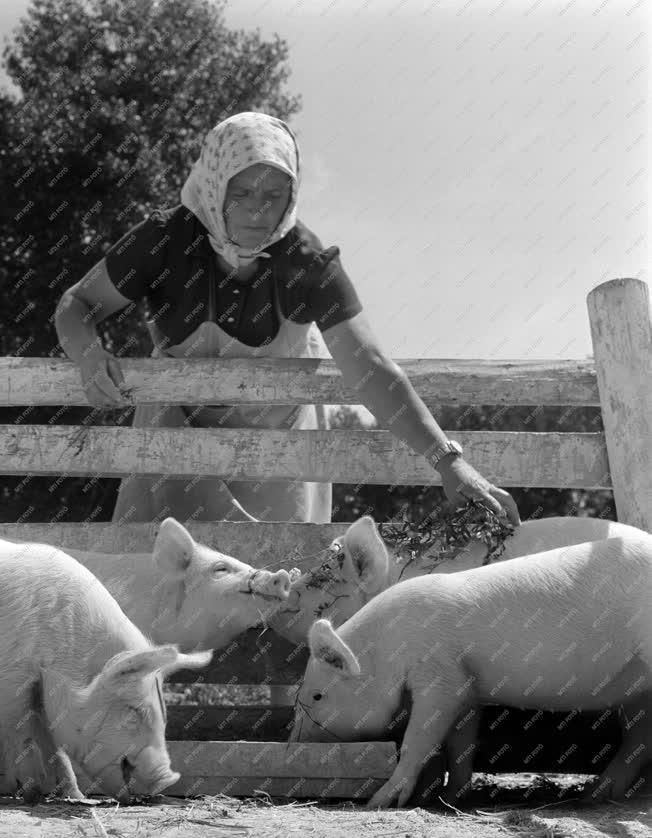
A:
438 457 521 526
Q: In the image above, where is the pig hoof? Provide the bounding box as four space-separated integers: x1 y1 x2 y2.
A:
367 776 407 809
14 764 51 805
54 778 84 800
19 781 46 806
366 785 395 809
51 749 84 799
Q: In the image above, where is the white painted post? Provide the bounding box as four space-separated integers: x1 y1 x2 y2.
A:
587 278 652 531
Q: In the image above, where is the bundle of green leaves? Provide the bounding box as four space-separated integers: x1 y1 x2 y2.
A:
381 499 515 578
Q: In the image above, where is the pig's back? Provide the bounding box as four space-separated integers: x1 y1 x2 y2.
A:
0 538 120 609
455 534 652 598
449 535 652 708
500 517 648 561
0 539 148 678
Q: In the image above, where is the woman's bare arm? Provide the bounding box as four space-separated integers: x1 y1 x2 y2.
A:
54 257 134 363
321 311 520 524
321 311 450 458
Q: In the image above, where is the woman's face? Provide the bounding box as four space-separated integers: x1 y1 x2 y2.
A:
224 163 292 249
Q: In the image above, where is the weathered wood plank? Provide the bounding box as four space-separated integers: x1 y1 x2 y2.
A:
0 357 599 406
588 278 652 531
0 741 397 800
162 774 388 799
174 775 386 799
0 425 610 487
0 521 344 562
0 516 622 573
167 741 397 780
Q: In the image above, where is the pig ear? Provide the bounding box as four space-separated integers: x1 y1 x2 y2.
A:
161 648 213 677
308 619 361 677
98 645 181 691
153 517 196 577
341 515 388 596
100 646 213 690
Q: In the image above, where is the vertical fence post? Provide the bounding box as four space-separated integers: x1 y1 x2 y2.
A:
587 277 652 531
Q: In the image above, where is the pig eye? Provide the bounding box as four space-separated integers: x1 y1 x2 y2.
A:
212 563 228 574
312 692 323 702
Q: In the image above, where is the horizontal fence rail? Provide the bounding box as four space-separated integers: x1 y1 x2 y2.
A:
0 426 610 487
0 521 345 556
0 742 398 800
0 357 600 406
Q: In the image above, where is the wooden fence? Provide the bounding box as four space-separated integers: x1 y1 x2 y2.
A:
0 277 651 799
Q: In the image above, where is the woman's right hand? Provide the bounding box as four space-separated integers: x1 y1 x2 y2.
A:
79 345 131 407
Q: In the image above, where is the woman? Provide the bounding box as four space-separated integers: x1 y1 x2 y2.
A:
55 112 520 527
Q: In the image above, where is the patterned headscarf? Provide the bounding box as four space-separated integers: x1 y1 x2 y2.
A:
181 112 301 268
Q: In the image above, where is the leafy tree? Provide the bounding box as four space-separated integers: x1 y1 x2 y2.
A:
1 0 300 521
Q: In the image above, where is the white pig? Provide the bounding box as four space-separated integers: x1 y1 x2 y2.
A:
270 514 645 645
290 516 652 808
0 537 211 802
15 517 292 653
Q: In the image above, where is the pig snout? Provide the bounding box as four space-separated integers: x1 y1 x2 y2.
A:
250 569 291 601
135 765 180 796
120 748 180 798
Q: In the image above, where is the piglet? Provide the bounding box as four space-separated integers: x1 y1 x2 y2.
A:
291 517 652 808
0 537 211 802
7 517 291 653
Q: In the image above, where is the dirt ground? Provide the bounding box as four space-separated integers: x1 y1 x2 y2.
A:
0 774 650 838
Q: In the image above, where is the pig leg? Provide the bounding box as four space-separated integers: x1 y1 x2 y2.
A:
33 678 83 799
407 704 479 808
3 680 83 803
367 689 462 809
16 735 82 801
583 692 652 802
405 751 447 808
442 705 481 806
51 750 84 799
3 710 58 802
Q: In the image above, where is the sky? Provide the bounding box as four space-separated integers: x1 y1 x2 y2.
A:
2 0 649 360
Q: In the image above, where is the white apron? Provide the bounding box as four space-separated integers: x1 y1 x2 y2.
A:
112 264 332 524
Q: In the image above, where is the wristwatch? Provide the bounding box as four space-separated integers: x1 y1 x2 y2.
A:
429 439 463 470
